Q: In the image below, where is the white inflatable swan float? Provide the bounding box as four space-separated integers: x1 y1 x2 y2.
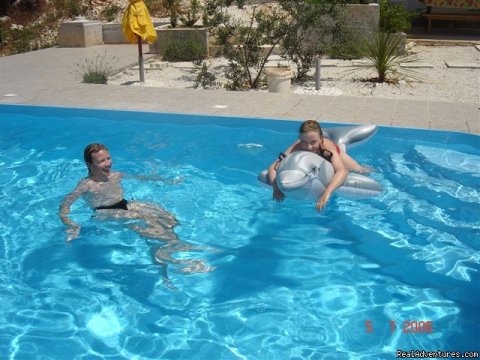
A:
258 124 383 200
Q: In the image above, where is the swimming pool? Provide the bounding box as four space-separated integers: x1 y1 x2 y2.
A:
1 104 478 359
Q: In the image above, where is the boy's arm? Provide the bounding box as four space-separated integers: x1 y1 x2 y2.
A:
59 182 86 241
315 153 348 211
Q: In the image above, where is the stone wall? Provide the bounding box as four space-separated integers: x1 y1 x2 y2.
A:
149 26 209 57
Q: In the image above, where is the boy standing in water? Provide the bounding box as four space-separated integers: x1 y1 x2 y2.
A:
60 143 212 282
59 143 178 241
267 120 371 210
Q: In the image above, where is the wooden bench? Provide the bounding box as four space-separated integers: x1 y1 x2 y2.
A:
423 10 480 33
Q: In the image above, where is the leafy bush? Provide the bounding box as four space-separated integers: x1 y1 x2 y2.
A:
280 1 349 81
193 60 218 89
144 0 169 16
327 26 363 60
163 39 207 61
162 0 181 28
11 27 35 53
101 3 123 22
76 52 119 84
224 62 248 91
52 0 85 18
379 0 417 33
208 0 348 89
179 0 202 27
2 26 39 54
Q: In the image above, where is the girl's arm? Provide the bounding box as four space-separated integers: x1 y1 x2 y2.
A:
315 152 348 211
267 141 300 201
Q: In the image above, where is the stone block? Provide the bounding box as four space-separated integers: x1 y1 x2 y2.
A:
102 23 127 44
58 19 103 47
149 26 209 57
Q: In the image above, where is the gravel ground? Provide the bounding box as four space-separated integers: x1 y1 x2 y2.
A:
109 44 480 104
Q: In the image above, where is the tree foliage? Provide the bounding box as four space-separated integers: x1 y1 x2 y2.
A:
203 0 349 90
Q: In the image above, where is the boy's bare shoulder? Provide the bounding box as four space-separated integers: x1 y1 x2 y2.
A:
111 171 123 180
76 177 95 191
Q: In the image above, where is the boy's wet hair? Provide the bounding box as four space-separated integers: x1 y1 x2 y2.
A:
299 120 323 136
84 143 108 166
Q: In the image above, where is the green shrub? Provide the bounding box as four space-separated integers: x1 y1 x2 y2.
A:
101 3 123 22
328 32 363 60
179 0 202 27
379 0 417 33
209 0 348 90
193 60 218 89
0 24 5 44
144 0 168 16
0 14 59 56
224 62 248 91
76 52 119 84
163 39 207 62
81 72 108 84
162 0 181 28
52 0 84 18
9 27 36 54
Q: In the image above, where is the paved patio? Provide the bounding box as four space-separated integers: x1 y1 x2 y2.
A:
0 44 478 134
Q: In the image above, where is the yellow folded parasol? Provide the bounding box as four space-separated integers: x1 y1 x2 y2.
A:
122 0 157 82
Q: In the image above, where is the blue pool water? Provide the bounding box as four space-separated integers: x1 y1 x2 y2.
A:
0 104 479 359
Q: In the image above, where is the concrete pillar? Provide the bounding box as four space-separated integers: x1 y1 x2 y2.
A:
58 18 103 47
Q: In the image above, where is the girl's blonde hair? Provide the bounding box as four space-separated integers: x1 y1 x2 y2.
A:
299 120 322 136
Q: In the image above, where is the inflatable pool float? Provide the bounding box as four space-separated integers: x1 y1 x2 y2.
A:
258 124 383 200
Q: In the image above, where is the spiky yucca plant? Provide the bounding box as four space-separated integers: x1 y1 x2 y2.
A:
359 32 422 84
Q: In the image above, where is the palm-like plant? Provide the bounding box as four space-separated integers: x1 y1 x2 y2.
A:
359 32 422 84
162 0 181 28
179 0 202 27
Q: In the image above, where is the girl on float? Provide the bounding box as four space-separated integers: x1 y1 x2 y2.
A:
267 120 372 210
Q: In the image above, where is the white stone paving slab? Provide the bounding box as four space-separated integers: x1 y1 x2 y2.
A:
445 61 480 69
318 59 340 67
400 62 434 68
352 59 372 67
